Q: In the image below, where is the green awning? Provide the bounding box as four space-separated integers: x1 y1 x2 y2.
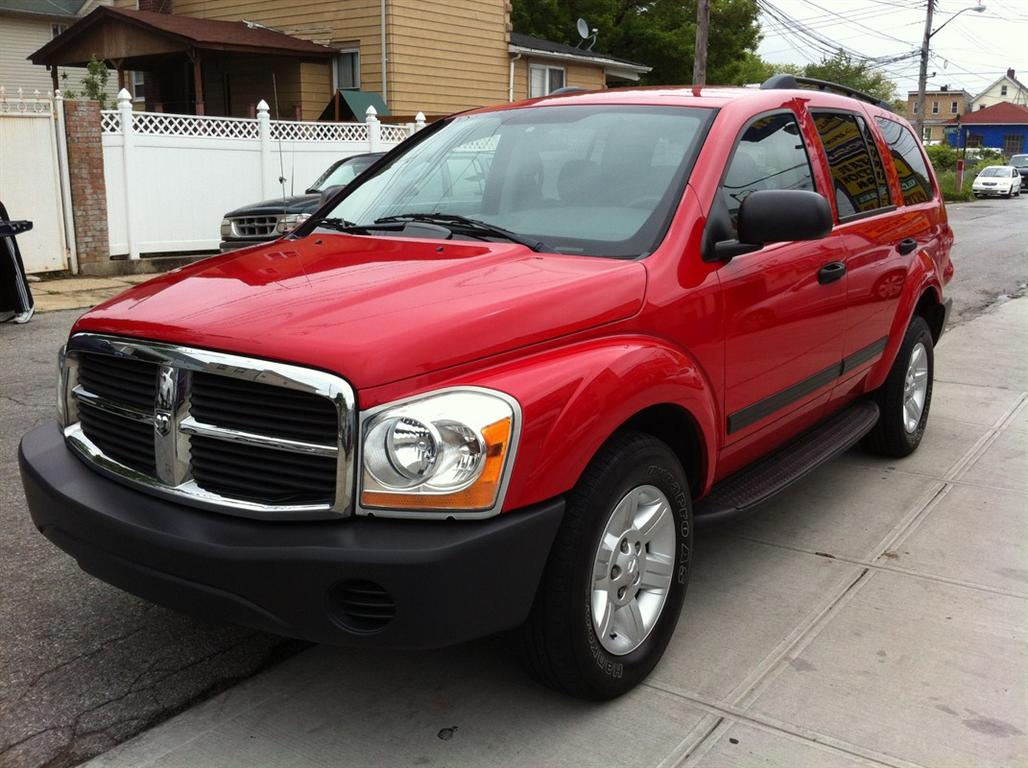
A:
318 90 390 121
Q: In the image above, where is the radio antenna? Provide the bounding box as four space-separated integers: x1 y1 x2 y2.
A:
272 74 287 201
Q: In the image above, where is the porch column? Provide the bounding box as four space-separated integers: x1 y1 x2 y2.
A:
189 49 205 115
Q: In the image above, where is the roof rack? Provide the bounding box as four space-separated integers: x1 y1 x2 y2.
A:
547 86 590 96
760 74 892 112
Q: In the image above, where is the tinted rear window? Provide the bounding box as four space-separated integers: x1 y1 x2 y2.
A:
874 117 934 206
812 112 892 218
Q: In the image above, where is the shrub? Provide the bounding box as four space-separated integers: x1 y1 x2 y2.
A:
925 144 957 173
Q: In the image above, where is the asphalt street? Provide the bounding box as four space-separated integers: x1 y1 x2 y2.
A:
943 193 1028 325
0 195 1025 768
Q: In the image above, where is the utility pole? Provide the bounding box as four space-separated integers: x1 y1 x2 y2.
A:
914 0 936 143
693 0 710 86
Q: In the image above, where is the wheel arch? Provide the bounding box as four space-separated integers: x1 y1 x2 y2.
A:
471 336 720 512
914 285 945 343
619 404 706 499
865 251 944 392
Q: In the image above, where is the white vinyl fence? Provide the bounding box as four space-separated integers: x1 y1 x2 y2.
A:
0 87 75 272
101 89 423 257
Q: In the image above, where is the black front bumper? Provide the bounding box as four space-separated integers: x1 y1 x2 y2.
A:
20 425 564 649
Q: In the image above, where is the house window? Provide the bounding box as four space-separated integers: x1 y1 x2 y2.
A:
50 23 66 39
950 100 958 114
931 100 939 114
911 101 919 114
131 71 145 102
529 64 565 98
334 49 360 90
1001 84 1008 96
978 104 985 110
966 134 983 148
1004 134 1023 155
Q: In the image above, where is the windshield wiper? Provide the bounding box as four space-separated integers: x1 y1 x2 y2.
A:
315 217 368 233
374 213 549 252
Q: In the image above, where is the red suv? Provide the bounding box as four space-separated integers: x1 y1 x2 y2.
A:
20 75 953 700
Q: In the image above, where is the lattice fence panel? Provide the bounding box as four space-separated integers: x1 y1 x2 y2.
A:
100 111 121 133
131 112 260 139
381 124 414 143
270 120 369 142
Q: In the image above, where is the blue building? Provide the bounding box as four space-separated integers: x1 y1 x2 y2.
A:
947 102 1028 156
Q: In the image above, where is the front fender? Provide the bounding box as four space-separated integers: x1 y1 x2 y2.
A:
459 336 720 511
864 248 942 392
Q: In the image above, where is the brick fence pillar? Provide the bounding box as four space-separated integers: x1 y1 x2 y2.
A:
62 99 109 267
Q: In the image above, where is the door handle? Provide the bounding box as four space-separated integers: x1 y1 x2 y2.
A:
817 261 846 285
897 238 918 255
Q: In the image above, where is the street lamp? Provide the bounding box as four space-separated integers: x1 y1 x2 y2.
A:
915 2 986 143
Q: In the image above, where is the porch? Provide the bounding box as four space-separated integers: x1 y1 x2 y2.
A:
29 5 336 119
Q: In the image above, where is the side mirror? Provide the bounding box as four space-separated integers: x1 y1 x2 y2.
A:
318 184 345 207
714 189 833 261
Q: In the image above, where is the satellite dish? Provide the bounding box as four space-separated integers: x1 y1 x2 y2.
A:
576 18 590 39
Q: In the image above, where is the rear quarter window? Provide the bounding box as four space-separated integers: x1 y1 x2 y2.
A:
812 112 892 218
874 117 935 206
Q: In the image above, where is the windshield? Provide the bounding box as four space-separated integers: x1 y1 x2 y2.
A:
979 166 1011 177
312 156 378 191
315 105 712 258
1011 155 1028 168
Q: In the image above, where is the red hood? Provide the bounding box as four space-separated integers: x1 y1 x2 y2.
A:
74 234 646 390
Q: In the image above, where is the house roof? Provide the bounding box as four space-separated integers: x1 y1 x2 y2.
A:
0 0 87 18
508 32 650 75
905 88 970 98
30 5 335 66
972 72 1028 103
947 101 1028 125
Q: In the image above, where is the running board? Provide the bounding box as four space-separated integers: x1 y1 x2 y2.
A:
694 399 880 527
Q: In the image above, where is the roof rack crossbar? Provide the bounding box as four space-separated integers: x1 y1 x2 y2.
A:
760 73 892 112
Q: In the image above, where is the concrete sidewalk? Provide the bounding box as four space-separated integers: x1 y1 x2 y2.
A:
30 274 161 313
84 298 1027 768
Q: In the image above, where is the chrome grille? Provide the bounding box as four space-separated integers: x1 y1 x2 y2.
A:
190 372 338 444
78 400 157 475
77 353 158 409
229 215 280 238
60 334 355 520
190 436 337 504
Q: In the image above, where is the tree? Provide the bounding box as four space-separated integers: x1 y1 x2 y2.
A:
60 55 112 108
802 50 896 102
511 0 763 86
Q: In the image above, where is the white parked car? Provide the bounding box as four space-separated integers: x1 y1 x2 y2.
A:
971 165 1022 198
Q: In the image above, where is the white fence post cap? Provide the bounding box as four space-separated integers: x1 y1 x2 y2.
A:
257 99 269 112
415 111 425 122
117 88 133 105
366 105 378 119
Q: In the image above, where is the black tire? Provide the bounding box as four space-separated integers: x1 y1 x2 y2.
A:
518 431 692 700
863 315 934 458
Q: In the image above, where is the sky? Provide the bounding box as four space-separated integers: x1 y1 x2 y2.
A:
755 0 1028 98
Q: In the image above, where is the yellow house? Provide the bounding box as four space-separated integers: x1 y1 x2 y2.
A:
31 0 649 120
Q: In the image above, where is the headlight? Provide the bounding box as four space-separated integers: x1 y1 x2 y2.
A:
220 218 232 237
360 388 519 514
276 213 311 234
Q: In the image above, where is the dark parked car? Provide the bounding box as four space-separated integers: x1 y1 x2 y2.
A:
219 152 383 251
1011 153 1028 186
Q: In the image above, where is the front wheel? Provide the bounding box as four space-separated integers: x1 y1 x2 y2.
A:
518 431 692 700
863 315 934 458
